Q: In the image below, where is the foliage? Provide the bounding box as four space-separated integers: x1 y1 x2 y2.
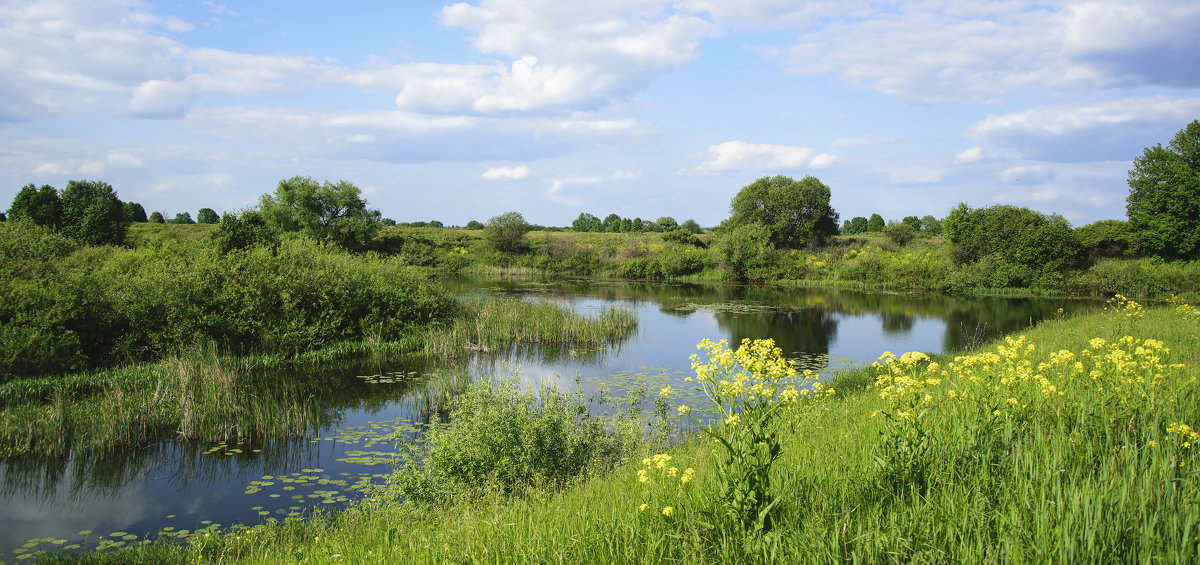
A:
712 223 776 281
572 213 601 232
678 338 831 553
148 211 165 223
883 220 916 247
901 215 922 231
680 219 702 234
866 213 884 232
920 214 942 236
945 204 1083 285
210 209 279 253
1127 119 1200 258
260 176 382 251
7 184 62 228
196 208 220 224
727 175 840 248
59 179 129 246
655 217 678 231
392 377 647 504
122 201 147 223
842 216 868 234
464 220 484 230
660 228 705 248
170 212 195 224
1076 219 1134 260
484 211 532 255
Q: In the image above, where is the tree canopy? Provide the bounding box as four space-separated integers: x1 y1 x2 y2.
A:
8 184 62 228
196 208 220 224
260 176 381 250
59 180 128 246
1127 119 1200 258
484 211 532 254
727 175 839 248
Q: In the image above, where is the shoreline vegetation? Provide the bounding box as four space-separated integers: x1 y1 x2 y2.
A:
28 300 1200 563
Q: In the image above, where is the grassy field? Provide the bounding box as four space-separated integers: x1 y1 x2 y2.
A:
44 299 1200 563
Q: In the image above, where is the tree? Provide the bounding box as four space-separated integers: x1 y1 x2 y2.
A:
1076 219 1134 260
842 216 868 234
465 220 484 230
8 184 62 228
171 212 195 224
884 220 916 247
196 208 220 224
0 212 5 221
123 202 148 223
571 213 600 232
920 215 942 236
428 220 444 228
655 217 678 231
680 219 702 234
484 211 532 255
148 211 165 224
1127 119 1200 258
59 179 128 246
946 204 1083 283
211 209 278 253
902 216 922 231
633 217 644 232
260 176 381 250
866 213 884 232
727 175 839 248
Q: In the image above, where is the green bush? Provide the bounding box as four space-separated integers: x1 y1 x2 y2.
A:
1076 219 1134 260
393 377 646 504
946 204 1083 279
59 179 129 246
712 223 777 281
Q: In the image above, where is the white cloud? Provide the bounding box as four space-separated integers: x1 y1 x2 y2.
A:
953 146 983 165
613 168 642 180
967 95 1200 160
888 166 941 184
680 141 835 175
482 165 531 180
546 175 602 205
1031 189 1059 201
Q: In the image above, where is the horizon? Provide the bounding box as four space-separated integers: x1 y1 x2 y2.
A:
2 1 1198 228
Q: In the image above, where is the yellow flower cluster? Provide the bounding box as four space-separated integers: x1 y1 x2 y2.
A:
635 453 694 519
1167 422 1200 449
1106 293 1145 319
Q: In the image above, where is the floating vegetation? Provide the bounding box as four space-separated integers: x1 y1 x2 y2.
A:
670 300 799 314
354 370 421 384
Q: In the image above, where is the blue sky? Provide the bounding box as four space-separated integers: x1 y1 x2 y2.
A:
2 0 1198 228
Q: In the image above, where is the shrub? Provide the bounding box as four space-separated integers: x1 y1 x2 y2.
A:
484 211 532 255
59 179 129 246
884 220 917 247
393 377 646 504
712 223 776 281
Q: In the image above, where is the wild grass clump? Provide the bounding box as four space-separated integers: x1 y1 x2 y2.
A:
390 375 654 505
421 294 637 358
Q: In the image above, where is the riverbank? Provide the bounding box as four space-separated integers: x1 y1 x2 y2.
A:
43 300 1200 563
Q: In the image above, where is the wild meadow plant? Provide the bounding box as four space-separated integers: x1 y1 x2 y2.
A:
658 338 834 556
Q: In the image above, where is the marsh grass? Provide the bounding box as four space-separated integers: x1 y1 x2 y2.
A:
420 294 637 358
72 303 1200 564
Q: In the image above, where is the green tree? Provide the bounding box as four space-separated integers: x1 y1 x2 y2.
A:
920 215 942 236
0 212 5 221
59 180 128 246
572 213 600 232
713 223 776 281
632 217 644 232
946 204 1083 283
148 211 165 224
884 220 916 247
866 213 885 232
196 208 219 224
902 216 922 231
680 219 702 234
655 217 678 231
210 209 278 253
844 216 868 234
727 175 839 248
260 176 381 251
465 220 484 230
1127 119 1200 258
171 212 195 224
123 202 148 223
1076 219 1134 260
484 211 532 255
603 213 622 232
8 184 62 228
428 220 444 228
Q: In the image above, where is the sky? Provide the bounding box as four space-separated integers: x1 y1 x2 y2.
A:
1 0 1198 228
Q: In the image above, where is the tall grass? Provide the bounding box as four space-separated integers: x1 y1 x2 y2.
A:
420 294 637 358
75 302 1200 563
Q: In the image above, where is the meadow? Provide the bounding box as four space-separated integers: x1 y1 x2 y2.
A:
34 299 1199 563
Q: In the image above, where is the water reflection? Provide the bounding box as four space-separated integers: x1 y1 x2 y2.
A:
0 278 1101 555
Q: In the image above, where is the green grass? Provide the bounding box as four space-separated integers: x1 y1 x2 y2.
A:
0 296 636 458
57 301 1200 563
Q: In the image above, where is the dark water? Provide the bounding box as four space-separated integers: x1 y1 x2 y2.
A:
0 279 1099 557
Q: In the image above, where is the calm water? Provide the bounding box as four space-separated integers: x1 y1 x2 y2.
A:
0 279 1099 556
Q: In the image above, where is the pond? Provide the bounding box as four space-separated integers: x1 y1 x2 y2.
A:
0 279 1099 557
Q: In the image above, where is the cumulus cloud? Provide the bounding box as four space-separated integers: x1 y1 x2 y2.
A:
690 0 1200 104
967 96 1200 160
388 0 720 114
953 146 983 164
679 141 835 175
481 165 531 180
546 175 603 205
